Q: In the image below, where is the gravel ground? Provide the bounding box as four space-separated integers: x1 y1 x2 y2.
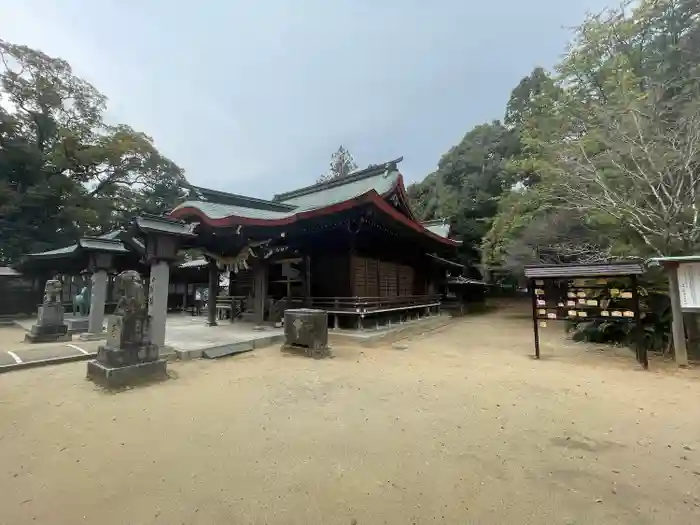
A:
0 303 698 525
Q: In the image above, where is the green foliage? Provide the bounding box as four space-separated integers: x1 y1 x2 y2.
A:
410 0 699 352
318 145 358 183
409 121 519 265
477 0 700 273
0 39 187 264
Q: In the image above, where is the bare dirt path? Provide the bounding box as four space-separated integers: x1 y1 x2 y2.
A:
1 304 699 524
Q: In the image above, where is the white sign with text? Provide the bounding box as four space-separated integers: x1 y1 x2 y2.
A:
677 262 700 309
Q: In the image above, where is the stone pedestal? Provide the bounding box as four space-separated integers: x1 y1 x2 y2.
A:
87 360 167 388
66 317 90 333
25 304 70 343
87 270 167 388
87 314 166 388
282 309 330 358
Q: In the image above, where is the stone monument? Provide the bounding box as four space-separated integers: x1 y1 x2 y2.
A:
282 308 330 358
25 279 71 343
86 270 167 388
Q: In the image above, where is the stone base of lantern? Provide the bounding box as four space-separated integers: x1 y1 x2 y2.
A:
86 358 168 388
24 324 71 343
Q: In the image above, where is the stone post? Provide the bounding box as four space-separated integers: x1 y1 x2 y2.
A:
148 260 170 348
132 214 198 350
79 253 114 341
207 258 219 326
88 269 108 333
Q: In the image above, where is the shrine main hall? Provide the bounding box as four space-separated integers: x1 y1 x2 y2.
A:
14 158 470 350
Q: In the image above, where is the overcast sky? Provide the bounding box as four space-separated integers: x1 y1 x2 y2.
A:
0 1 609 197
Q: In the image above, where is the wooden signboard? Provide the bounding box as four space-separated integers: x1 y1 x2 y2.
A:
677 262 700 309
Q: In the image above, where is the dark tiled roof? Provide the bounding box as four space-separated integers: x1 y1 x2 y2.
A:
524 261 644 278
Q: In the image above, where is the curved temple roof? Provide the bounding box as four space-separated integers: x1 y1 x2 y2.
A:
169 159 459 247
421 218 452 239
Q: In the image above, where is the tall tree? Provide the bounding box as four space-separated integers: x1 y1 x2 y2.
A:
546 0 700 257
0 39 187 264
483 0 700 272
318 145 358 182
408 121 520 267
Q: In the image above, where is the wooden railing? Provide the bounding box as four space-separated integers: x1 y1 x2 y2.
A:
214 295 249 320
284 295 441 316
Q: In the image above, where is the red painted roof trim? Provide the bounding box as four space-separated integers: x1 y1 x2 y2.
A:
169 179 459 247
391 175 419 222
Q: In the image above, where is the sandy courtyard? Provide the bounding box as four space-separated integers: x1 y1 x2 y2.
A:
1 304 699 525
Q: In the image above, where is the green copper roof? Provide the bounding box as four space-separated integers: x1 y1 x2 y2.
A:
79 237 130 253
172 201 294 220
133 214 198 237
24 237 129 259
421 219 451 239
99 230 124 240
276 168 399 211
188 186 295 212
0 266 21 277
171 159 403 220
27 244 79 257
179 258 209 268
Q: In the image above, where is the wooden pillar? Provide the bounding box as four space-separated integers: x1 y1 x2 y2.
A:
254 263 268 325
631 274 647 369
349 231 357 297
530 278 540 359
207 259 218 327
303 255 311 307
668 264 689 367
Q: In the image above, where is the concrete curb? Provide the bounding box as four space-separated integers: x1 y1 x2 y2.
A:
176 334 285 361
78 332 107 341
0 333 286 372
0 352 96 374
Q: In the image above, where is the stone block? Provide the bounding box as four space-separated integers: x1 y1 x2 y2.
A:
96 342 159 367
36 304 65 326
253 334 285 349
66 317 90 333
25 322 70 343
79 331 107 342
86 359 168 388
158 345 177 360
284 309 329 357
202 341 253 359
174 348 203 361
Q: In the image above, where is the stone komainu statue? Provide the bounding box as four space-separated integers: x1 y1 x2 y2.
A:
43 279 62 305
114 270 146 316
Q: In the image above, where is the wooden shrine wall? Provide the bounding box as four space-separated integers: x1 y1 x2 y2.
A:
351 255 418 297
309 248 435 299
310 254 351 297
